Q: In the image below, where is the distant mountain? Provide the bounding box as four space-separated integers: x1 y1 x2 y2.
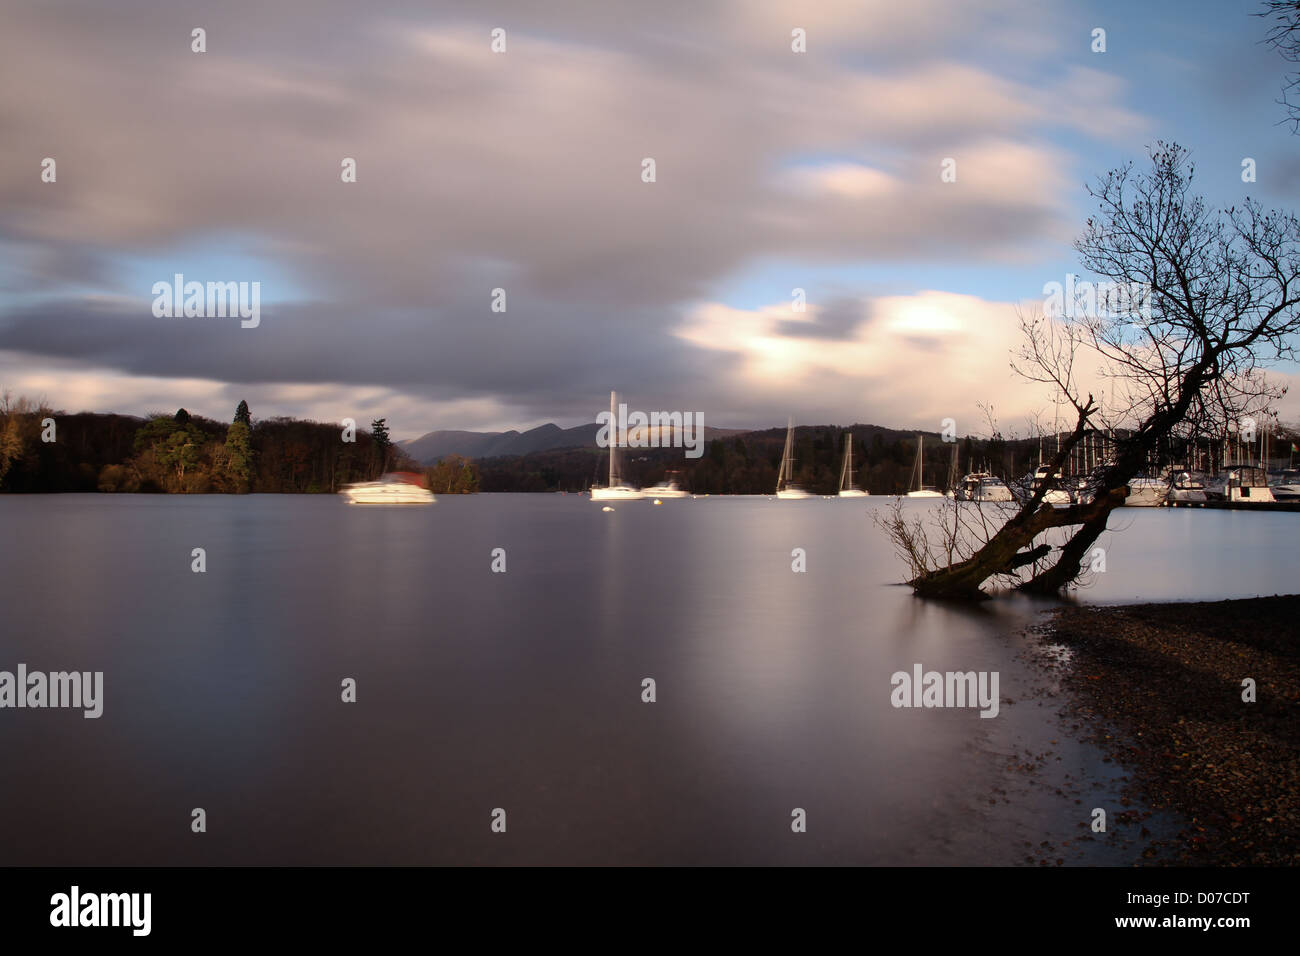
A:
402 421 745 464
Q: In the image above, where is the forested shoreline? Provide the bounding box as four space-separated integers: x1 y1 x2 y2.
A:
0 395 482 494
10 392 1286 497
1 393 1029 497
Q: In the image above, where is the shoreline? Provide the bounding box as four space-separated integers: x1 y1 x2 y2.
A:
1040 595 1299 865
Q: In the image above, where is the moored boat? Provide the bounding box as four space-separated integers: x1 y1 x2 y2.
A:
1166 470 1207 507
1221 466 1275 503
837 431 869 498
643 479 690 499
905 434 944 498
1029 464 1071 506
956 472 1014 502
1123 476 1169 507
591 390 645 501
776 418 813 499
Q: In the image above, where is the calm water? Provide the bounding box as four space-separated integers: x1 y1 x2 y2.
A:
0 494 1295 865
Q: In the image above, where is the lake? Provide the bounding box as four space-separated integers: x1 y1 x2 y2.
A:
0 493 1294 865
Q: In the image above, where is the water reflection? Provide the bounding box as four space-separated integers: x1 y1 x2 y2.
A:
0 494 1289 864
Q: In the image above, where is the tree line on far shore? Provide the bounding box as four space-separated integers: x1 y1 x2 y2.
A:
0 396 481 494
4 391 1295 498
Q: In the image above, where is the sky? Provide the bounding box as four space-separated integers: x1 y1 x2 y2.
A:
1 0 1298 440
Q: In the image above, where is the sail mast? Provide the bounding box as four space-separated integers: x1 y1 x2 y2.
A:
608 390 616 487
840 432 851 491
779 417 795 492
913 434 924 492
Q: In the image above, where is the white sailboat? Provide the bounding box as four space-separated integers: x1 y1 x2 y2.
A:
590 390 645 501
837 431 869 497
905 434 943 498
775 418 812 499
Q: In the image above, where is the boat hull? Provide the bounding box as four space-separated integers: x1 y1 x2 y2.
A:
837 489 869 498
590 486 645 501
776 488 813 499
1123 483 1169 507
643 486 689 498
341 485 435 504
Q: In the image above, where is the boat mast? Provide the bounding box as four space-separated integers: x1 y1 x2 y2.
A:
841 432 852 491
608 389 617 487
778 418 795 493
913 434 924 492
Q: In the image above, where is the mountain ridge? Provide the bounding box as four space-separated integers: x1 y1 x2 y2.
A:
402 421 747 464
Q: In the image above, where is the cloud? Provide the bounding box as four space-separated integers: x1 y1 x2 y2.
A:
0 0 1159 433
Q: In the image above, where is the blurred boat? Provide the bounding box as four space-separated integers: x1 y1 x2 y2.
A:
341 472 435 504
591 390 645 501
776 418 813 499
643 480 689 498
905 434 944 498
837 431 869 497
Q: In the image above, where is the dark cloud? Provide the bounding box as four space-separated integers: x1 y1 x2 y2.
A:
0 0 1149 430
776 297 872 340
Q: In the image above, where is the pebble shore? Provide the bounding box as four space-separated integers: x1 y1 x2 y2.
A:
1043 595 1299 866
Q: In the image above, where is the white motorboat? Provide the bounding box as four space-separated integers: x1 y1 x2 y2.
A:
591 485 646 501
1029 464 1071 506
905 434 944 498
643 480 690 499
1166 470 1207 507
591 390 645 501
837 431 869 497
1123 476 1169 507
340 472 435 504
956 472 1014 502
1221 466 1275 503
775 418 813 499
1269 469 1300 501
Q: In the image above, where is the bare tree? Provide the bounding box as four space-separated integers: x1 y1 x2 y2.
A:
880 144 1300 599
1258 0 1300 132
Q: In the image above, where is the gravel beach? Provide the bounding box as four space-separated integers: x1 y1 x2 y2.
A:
1043 595 1300 865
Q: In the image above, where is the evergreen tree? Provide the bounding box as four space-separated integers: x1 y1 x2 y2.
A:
370 418 392 476
234 400 251 428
